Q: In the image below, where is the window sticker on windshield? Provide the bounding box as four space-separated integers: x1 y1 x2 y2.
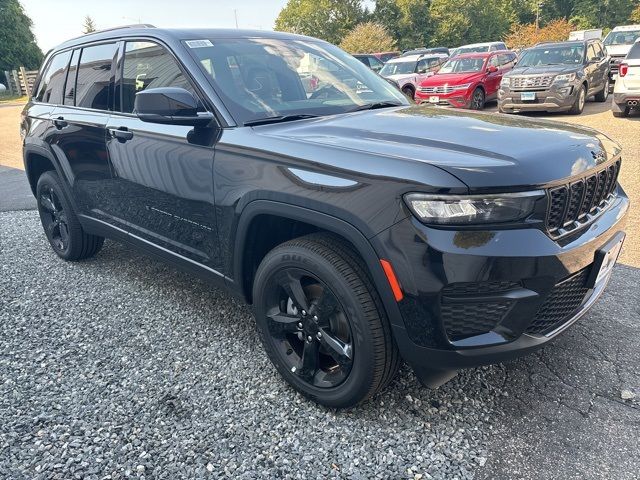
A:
186 40 213 48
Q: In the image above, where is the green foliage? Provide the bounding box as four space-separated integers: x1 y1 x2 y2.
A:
631 4 640 22
373 0 432 50
274 0 366 45
571 0 638 30
83 15 97 34
0 0 43 72
339 22 397 53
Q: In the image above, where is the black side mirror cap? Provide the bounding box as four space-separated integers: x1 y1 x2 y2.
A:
134 87 214 127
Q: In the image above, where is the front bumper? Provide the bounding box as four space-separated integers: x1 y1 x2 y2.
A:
373 187 629 373
414 88 473 108
498 83 578 112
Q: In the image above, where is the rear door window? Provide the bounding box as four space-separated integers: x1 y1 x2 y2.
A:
35 50 72 104
119 41 196 114
627 41 640 59
75 43 118 110
63 49 80 105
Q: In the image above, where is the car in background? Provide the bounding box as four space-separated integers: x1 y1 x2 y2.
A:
415 51 517 109
604 25 640 85
0 83 6 92
401 47 450 57
569 29 602 41
449 42 507 57
379 53 448 98
612 38 640 117
373 51 401 62
353 54 385 72
498 39 610 115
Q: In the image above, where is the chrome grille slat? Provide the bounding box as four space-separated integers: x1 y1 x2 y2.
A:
509 75 554 90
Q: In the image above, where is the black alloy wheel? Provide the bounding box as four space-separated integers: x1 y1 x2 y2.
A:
470 87 485 110
39 185 70 254
263 268 354 388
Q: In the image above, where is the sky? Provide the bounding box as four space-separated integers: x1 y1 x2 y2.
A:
21 0 290 51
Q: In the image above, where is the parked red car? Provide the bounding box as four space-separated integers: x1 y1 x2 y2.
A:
415 51 517 109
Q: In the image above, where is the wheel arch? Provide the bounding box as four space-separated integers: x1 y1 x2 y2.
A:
24 146 57 196
232 200 404 327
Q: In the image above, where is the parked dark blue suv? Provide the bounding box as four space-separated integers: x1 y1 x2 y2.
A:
22 26 629 407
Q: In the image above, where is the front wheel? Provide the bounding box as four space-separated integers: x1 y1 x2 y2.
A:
569 85 586 114
402 85 415 100
252 234 400 408
595 78 609 102
470 87 485 110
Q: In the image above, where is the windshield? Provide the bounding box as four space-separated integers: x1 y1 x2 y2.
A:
604 30 640 46
517 46 584 67
439 57 486 74
185 38 407 125
380 61 416 76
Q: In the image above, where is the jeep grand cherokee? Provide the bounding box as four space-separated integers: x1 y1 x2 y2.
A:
21 26 629 408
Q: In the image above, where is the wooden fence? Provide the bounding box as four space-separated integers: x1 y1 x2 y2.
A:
3 67 38 96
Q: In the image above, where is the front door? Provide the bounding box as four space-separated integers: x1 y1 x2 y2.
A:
105 40 221 271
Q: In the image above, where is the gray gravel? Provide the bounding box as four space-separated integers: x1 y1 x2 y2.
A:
0 210 500 479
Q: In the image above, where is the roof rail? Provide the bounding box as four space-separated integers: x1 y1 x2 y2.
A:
87 24 156 35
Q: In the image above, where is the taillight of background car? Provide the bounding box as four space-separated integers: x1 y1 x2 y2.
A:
619 64 629 77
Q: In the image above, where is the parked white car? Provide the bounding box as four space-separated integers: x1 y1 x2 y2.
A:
604 25 640 84
379 54 448 98
612 38 640 117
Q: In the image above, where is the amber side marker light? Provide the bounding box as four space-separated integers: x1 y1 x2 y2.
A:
380 259 404 302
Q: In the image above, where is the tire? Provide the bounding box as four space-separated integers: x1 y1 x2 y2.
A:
569 84 586 114
612 108 629 118
36 171 104 261
402 85 415 100
470 87 485 110
594 78 609 102
252 233 400 408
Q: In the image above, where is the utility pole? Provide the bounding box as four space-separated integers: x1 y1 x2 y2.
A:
535 1 544 30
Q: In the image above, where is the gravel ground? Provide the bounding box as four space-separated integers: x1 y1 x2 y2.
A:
1 210 501 480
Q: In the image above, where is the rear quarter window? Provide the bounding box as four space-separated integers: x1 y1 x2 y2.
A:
75 43 118 110
628 42 640 59
34 51 72 104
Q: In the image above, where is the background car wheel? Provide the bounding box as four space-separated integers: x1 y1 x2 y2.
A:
36 171 104 261
470 88 485 110
569 85 586 114
612 108 629 118
402 86 415 100
252 233 400 408
595 79 609 102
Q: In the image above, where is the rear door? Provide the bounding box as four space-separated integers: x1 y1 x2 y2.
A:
105 40 221 270
585 43 601 94
49 42 118 219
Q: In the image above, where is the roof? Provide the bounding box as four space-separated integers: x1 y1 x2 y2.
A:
53 25 320 51
451 51 496 58
533 40 591 48
387 53 446 63
457 42 504 48
611 24 640 31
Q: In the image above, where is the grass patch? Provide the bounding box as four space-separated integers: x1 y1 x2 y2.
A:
0 94 28 104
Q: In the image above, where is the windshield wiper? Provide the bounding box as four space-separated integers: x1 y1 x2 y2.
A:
347 101 404 112
244 114 319 127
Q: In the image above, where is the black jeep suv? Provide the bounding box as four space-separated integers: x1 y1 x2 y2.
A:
22 26 628 408
499 39 610 114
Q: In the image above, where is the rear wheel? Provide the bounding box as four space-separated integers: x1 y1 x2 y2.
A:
36 171 104 260
470 87 485 110
252 234 400 408
569 85 586 114
595 78 609 102
402 85 415 100
612 108 629 118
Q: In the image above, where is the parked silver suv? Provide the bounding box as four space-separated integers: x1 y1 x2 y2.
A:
612 39 640 117
498 40 610 114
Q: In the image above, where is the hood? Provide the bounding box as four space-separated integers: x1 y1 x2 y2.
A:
606 44 633 57
384 73 418 83
419 72 483 86
249 106 620 190
506 64 580 76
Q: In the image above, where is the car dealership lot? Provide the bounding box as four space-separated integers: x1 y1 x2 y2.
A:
1 102 639 478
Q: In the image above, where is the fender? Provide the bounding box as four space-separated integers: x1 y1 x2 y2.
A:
231 199 406 330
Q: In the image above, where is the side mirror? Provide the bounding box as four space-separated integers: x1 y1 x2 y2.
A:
134 87 214 127
487 65 498 73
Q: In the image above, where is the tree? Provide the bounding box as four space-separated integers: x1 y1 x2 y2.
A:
82 15 97 34
373 0 432 50
340 22 397 53
505 18 574 49
429 0 517 47
0 0 43 72
629 4 640 22
571 0 637 29
275 0 366 45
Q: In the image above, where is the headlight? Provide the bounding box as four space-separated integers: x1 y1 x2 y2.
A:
500 77 510 87
451 83 471 90
404 191 544 225
553 73 576 83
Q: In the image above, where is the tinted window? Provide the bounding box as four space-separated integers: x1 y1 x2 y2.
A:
35 51 71 104
518 45 585 67
63 49 80 105
628 41 640 59
120 41 195 114
76 43 117 110
587 44 597 61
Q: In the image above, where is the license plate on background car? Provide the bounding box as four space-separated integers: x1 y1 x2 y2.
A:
521 92 536 101
429 96 440 103
588 235 625 288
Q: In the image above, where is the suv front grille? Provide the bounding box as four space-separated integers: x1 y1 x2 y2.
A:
546 160 621 238
509 75 554 90
526 268 591 335
419 85 455 94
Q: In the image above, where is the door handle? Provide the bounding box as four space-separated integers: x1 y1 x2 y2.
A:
53 117 67 129
108 127 134 142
